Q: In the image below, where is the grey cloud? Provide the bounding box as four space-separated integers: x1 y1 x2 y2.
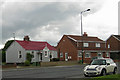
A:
2 2 104 45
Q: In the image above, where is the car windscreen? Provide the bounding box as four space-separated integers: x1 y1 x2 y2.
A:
91 59 106 65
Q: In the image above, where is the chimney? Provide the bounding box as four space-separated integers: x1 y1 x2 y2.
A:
23 35 30 41
83 32 88 37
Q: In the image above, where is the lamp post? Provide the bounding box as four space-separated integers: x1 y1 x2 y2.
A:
81 9 90 64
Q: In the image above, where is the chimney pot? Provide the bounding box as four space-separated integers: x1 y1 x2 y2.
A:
83 32 88 37
24 35 30 41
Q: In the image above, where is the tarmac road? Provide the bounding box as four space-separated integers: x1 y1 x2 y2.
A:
2 62 120 79
2 65 86 78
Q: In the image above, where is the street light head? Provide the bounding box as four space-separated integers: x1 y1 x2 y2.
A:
87 9 90 11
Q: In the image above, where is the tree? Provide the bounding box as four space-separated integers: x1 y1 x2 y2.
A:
26 53 34 63
3 40 14 51
2 50 6 62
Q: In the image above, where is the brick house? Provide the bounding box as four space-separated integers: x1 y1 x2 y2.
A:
56 32 110 63
106 35 120 62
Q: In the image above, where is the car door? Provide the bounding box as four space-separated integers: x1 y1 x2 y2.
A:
106 59 112 73
106 59 114 72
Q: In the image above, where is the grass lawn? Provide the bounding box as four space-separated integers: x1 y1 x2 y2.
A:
88 74 120 80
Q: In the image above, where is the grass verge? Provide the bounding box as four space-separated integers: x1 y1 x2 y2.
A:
88 74 120 80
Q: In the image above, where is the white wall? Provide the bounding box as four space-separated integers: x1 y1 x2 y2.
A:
6 41 26 63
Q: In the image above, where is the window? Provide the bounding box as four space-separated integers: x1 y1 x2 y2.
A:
60 53 63 57
106 53 109 57
98 53 102 57
32 51 34 58
83 43 89 47
78 52 82 57
85 53 91 58
18 51 22 58
96 43 100 47
44 51 48 57
108 44 110 48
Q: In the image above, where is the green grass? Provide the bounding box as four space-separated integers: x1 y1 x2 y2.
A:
95 74 120 78
88 74 120 80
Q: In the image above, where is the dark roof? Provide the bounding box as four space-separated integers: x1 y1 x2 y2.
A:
66 35 104 42
113 35 120 41
16 40 56 51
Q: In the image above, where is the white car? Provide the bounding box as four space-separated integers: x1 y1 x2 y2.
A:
84 58 117 77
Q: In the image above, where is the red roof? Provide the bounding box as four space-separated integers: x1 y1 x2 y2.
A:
16 40 56 51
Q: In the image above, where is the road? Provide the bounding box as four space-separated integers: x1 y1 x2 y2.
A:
2 65 86 78
2 62 120 79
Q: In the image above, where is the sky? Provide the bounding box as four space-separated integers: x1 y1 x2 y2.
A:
0 0 119 49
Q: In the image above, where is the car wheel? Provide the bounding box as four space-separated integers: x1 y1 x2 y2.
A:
113 68 117 74
84 74 89 77
101 69 106 76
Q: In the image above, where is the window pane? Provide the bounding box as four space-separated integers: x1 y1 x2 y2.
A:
45 51 48 57
84 43 88 47
108 44 110 48
78 52 82 57
96 43 100 47
60 53 63 57
98 53 102 57
85 53 90 58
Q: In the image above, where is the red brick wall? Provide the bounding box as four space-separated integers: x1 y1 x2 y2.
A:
107 36 119 51
57 35 110 62
57 35 77 61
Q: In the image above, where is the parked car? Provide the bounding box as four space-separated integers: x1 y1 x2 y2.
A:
84 58 117 77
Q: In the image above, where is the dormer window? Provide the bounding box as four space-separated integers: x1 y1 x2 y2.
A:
96 43 100 47
83 43 89 47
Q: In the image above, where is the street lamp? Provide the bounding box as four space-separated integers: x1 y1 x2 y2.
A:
80 9 90 64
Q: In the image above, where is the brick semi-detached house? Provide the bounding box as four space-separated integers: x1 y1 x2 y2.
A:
56 32 110 63
106 35 120 62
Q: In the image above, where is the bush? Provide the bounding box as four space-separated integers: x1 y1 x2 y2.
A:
78 60 82 64
26 53 34 62
24 60 30 66
52 58 60 61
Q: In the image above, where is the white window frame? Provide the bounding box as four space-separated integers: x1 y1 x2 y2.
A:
85 53 91 58
78 52 82 57
60 53 63 57
83 43 89 47
108 44 110 48
96 43 100 47
98 53 103 57
106 52 109 57
18 51 22 58
44 51 48 57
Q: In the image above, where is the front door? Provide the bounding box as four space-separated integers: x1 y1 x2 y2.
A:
65 53 68 61
39 53 42 62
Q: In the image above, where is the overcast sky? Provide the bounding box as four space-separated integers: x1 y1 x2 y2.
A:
0 0 119 49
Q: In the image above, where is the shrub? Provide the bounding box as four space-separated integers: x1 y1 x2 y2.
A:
78 60 82 64
26 53 34 62
24 60 30 66
52 58 60 61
